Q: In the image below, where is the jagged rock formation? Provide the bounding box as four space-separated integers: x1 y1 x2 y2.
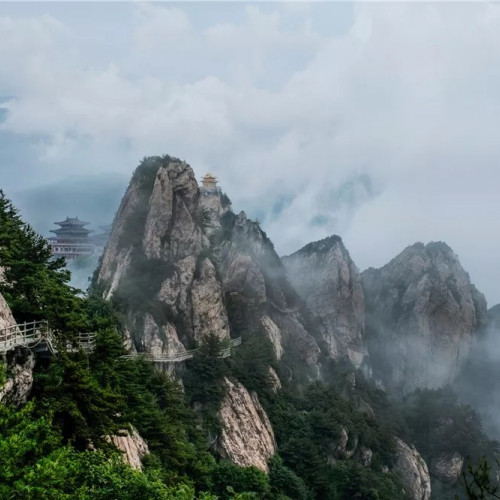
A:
0 346 35 407
108 427 150 470
283 235 366 368
362 242 487 395
95 156 324 472
96 156 320 375
393 437 431 500
218 377 276 472
430 452 464 484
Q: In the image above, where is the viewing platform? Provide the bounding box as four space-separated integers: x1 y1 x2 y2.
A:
0 320 96 355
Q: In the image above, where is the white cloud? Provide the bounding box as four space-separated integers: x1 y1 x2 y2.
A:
1 2 500 303
133 3 192 52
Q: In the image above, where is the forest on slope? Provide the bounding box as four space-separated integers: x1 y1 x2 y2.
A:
0 156 499 499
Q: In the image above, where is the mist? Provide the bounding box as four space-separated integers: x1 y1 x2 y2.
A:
1 2 500 304
454 308 500 440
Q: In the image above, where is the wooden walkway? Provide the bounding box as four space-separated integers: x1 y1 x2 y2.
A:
0 320 96 355
0 320 242 364
122 336 242 363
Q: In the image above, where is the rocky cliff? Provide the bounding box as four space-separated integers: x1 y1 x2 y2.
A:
95 156 323 471
362 242 487 395
283 235 366 369
0 345 35 407
393 437 431 500
107 426 150 470
96 156 321 376
218 378 276 472
0 290 16 331
0 293 34 406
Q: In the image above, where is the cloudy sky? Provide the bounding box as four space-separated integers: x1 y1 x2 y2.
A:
1 1 500 304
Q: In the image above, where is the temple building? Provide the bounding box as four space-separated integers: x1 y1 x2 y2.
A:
48 217 96 260
200 173 220 194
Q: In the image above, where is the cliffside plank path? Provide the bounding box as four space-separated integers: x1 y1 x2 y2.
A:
0 321 242 363
122 336 242 363
0 321 96 356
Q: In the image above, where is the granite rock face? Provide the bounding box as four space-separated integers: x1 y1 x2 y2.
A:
218 378 276 472
283 236 366 368
394 437 432 500
96 157 320 377
430 452 464 484
95 157 327 471
0 345 35 407
0 291 16 332
362 242 487 395
97 157 228 354
0 294 34 407
108 427 150 470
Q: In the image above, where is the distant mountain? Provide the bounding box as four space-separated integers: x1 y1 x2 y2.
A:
10 173 128 238
362 242 487 396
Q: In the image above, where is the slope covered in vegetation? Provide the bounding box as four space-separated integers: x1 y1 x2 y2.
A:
1 169 499 500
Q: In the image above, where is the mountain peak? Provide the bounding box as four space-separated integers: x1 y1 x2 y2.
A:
285 234 344 258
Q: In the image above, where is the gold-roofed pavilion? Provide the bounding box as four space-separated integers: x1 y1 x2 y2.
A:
201 173 218 191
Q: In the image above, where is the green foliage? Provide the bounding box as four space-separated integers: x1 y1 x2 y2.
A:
268 456 312 500
227 329 277 400
32 352 124 450
4 184 499 500
0 191 87 332
0 402 168 499
184 334 231 435
400 387 498 464
210 461 270 499
266 382 401 499
0 361 5 388
220 192 232 208
328 461 405 500
459 457 500 500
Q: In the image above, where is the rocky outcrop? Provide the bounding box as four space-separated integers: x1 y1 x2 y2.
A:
268 367 282 393
0 346 35 407
218 378 276 472
335 426 357 460
108 426 149 470
283 236 366 368
190 258 229 341
96 156 321 379
430 452 464 484
0 295 33 407
357 447 373 467
96 157 227 354
0 291 16 332
393 437 431 500
362 242 487 395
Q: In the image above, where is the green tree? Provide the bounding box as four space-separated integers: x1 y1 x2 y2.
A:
33 352 123 449
0 191 87 332
184 334 230 435
459 457 500 500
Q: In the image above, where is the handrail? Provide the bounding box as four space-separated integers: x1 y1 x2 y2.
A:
0 320 96 355
122 337 242 363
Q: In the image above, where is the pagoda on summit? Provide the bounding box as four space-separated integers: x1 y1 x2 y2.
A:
48 217 95 260
200 173 220 194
